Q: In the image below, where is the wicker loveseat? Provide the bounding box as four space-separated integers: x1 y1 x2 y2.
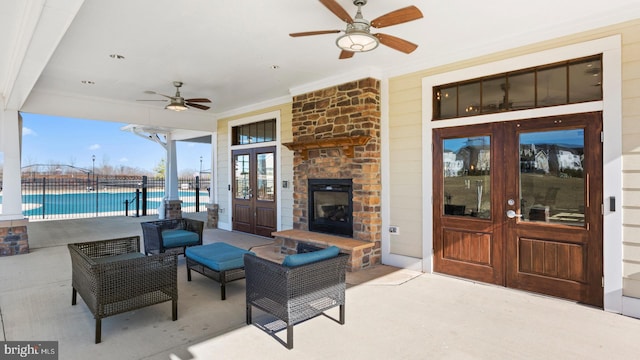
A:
68 236 178 343
140 218 204 255
244 243 349 349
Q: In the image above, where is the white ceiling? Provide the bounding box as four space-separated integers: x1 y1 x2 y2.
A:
2 0 640 125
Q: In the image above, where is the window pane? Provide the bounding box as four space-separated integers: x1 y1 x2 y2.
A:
443 136 491 219
537 66 567 106
264 119 274 142
250 123 258 144
239 125 249 145
508 71 535 110
437 86 457 119
234 154 250 199
255 121 265 143
519 129 584 226
256 152 274 201
458 82 481 116
569 58 602 103
482 76 507 113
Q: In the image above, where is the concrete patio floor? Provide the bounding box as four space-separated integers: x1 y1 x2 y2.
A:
2 214 640 359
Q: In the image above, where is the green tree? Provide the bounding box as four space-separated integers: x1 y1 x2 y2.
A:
154 158 166 178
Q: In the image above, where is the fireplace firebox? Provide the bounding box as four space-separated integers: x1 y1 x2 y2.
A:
308 179 353 237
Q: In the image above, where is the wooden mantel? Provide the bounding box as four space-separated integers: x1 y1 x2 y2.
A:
282 136 372 160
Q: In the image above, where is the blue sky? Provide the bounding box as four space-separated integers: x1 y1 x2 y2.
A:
21 113 211 175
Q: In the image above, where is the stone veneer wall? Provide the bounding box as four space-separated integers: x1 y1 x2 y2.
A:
0 219 29 256
291 78 382 266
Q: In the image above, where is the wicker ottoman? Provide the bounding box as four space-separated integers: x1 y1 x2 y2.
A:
185 242 255 300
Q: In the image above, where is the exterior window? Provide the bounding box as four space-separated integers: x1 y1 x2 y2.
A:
433 55 602 120
232 118 276 145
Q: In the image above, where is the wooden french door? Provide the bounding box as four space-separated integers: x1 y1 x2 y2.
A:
433 112 603 307
232 146 277 237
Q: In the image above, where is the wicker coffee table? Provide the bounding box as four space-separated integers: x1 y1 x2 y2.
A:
185 242 255 300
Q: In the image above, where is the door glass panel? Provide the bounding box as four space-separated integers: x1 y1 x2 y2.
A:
234 154 250 199
256 152 274 201
443 136 491 218
519 129 585 226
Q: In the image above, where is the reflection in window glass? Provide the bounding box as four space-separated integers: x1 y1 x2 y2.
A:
569 58 602 103
264 121 274 142
432 55 602 120
537 66 567 107
438 86 457 119
519 129 584 226
508 71 535 110
256 152 274 201
234 154 250 199
232 119 276 145
482 77 506 113
458 82 481 116
443 136 491 219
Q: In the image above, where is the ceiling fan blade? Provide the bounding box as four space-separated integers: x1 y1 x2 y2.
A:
370 6 423 28
186 102 210 111
144 90 175 101
339 50 355 59
374 33 418 54
319 0 353 23
290 30 341 37
136 99 167 102
185 98 211 103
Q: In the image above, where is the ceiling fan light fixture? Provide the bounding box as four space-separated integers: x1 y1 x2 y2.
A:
336 31 378 52
165 102 187 112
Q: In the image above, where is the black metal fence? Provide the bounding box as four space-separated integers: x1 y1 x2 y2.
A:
17 175 211 220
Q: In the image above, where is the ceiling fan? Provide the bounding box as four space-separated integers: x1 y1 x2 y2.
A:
290 0 423 59
138 81 211 111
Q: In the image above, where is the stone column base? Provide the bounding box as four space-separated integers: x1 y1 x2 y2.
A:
164 200 183 220
206 204 219 229
0 218 29 256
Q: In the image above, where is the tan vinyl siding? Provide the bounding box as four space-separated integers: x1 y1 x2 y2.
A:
388 74 423 257
621 20 640 298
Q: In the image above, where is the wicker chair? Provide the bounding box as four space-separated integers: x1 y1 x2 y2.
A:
68 236 178 343
244 243 349 349
140 218 204 255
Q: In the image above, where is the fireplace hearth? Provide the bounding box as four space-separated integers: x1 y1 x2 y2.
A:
308 179 353 237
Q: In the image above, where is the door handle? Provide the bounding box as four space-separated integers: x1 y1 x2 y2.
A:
506 210 522 219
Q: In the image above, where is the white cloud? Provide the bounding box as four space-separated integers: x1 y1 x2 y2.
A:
119 157 129 163
22 127 36 136
89 144 100 150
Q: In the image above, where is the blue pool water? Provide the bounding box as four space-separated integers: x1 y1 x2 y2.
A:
0 190 208 216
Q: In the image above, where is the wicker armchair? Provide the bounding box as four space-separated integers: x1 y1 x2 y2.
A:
140 218 204 255
244 243 349 349
68 236 178 343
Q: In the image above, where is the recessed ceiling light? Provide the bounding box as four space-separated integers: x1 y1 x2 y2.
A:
109 54 125 60
271 65 280 70
81 80 95 85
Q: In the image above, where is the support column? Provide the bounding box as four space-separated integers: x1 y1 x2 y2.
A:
163 134 182 219
0 110 29 255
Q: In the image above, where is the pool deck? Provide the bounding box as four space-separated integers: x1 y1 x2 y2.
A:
2 213 640 359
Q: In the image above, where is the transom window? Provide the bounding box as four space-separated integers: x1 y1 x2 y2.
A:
433 55 602 120
232 118 276 145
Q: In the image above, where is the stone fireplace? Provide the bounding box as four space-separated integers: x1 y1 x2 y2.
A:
281 77 382 268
